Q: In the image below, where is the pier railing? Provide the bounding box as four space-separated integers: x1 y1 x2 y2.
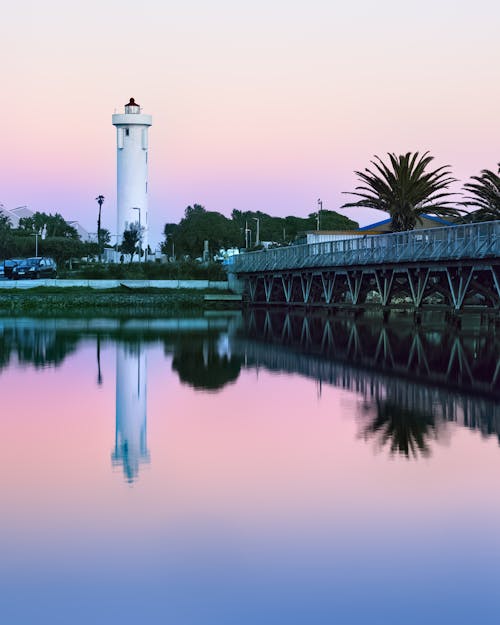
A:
233 220 500 273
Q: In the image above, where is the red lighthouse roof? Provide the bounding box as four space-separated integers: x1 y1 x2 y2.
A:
125 97 139 107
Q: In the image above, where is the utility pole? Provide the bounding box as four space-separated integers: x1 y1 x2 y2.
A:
317 198 323 231
96 195 105 262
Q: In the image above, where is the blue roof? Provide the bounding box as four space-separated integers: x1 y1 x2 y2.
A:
358 214 454 231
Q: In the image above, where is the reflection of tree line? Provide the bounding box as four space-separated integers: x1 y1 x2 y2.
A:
1 317 498 462
0 326 80 371
0 327 242 391
169 335 240 391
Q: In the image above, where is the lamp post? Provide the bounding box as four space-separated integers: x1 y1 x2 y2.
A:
31 225 47 256
166 233 175 260
253 217 260 246
244 221 253 249
132 207 142 263
317 198 323 231
95 195 105 262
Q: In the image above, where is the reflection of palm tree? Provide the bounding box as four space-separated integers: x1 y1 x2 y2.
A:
96 334 103 385
362 400 438 459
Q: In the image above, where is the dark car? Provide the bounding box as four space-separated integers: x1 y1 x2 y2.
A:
11 257 57 280
4 259 25 279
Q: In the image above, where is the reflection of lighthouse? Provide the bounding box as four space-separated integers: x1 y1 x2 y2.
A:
111 343 149 483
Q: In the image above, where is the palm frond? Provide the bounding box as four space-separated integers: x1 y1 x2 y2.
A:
342 152 458 231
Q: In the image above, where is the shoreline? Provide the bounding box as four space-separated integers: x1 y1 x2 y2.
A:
0 287 241 315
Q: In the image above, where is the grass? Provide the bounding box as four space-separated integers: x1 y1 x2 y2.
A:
0 286 239 316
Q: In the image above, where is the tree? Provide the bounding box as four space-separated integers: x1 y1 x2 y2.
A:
462 163 500 222
99 228 111 248
39 237 86 266
342 152 460 231
161 223 179 258
120 222 142 263
0 214 14 258
229 209 358 246
18 212 79 239
166 204 240 258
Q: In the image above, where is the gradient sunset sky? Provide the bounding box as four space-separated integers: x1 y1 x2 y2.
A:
1 0 499 245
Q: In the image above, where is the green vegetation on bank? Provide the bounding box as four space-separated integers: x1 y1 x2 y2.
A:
59 260 227 280
0 286 235 316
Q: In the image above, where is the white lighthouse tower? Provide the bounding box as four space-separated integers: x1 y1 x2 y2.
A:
112 98 152 255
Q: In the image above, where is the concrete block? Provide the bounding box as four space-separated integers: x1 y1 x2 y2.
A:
88 280 121 289
178 280 208 289
120 280 151 289
208 281 230 290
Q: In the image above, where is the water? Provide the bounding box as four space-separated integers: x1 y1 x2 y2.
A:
0 313 499 625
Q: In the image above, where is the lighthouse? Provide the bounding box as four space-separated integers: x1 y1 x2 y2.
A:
112 98 152 255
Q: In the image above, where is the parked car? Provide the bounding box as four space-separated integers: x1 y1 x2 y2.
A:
4 258 25 279
11 257 57 280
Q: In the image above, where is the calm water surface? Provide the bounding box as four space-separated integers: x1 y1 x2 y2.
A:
0 313 499 625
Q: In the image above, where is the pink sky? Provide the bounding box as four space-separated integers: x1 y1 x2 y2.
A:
1 0 499 246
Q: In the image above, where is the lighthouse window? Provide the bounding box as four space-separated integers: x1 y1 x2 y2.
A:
145 182 148 193
125 128 129 136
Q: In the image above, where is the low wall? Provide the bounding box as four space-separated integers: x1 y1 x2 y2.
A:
0 279 229 290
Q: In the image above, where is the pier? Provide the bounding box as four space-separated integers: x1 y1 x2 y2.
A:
232 221 500 315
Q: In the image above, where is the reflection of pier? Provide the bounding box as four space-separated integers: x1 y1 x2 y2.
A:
234 311 500 442
111 344 149 483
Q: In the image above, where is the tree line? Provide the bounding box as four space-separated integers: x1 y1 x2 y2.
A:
0 211 101 264
161 204 358 259
161 154 499 259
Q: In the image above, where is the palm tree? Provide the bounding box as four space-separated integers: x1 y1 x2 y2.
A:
462 164 500 222
342 152 460 231
95 195 105 261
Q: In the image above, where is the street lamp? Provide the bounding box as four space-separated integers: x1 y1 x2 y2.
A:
95 195 105 262
166 233 175 260
244 220 252 249
253 217 260 246
31 225 47 256
132 207 142 263
317 198 323 231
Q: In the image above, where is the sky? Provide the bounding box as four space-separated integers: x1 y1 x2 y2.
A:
1 0 499 247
